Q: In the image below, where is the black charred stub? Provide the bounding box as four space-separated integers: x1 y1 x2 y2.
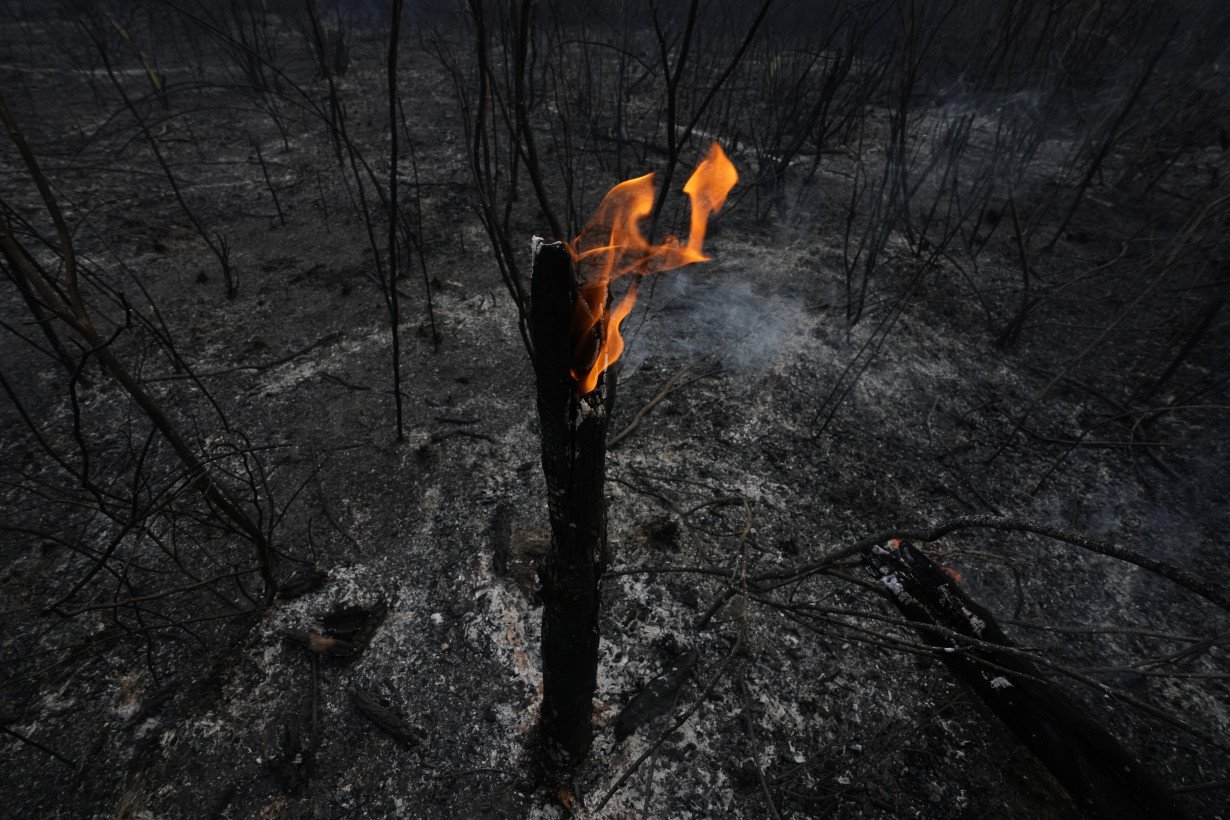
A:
529 240 610 772
863 540 1187 820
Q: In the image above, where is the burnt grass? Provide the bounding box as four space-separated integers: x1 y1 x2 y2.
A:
2 5 1229 819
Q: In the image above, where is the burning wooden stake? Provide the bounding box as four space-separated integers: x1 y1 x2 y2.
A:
530 239 610 771
525 143 737 772
863 539 1187 820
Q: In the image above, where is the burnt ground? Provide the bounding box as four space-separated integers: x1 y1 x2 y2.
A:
2 8 1229 820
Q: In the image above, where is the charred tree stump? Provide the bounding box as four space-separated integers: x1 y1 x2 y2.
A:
863 540 1186 820
530 239 610 771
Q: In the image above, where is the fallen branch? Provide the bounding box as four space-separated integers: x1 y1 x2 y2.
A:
753 514 1230 613
864 539 1188 820
0 724 76 768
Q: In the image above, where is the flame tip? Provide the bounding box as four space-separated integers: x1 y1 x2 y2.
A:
567 142 737 393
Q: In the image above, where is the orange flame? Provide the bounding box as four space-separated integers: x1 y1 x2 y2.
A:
567 142 737 394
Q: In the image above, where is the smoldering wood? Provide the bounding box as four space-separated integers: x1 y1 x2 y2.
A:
306 632 355 657
282 599 388 659
863 539 1187 820
529 239 610 772
321 599 388 656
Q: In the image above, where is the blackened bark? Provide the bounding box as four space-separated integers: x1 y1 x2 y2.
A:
529 240 609 771
864 540 1186 820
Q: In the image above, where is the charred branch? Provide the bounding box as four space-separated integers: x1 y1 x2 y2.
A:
864 539 1188 820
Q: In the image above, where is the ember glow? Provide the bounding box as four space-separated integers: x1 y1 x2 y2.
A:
567 142 738 394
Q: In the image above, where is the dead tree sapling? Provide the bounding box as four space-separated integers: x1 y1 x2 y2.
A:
387 0 406 439
0 93 278 604
84 22 239 298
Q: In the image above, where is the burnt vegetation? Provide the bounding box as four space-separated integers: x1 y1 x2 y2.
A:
1 0 1228 817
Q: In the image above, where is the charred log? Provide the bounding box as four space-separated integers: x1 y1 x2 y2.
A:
529 240 610 772
863 539 1186 820
350 688 423 748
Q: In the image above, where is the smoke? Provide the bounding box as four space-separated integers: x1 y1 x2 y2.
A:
619 269 808 387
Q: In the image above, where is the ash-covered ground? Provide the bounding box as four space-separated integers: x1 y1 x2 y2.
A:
2 4 1228 818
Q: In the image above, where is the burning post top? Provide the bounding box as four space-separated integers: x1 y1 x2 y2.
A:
566 142 738 395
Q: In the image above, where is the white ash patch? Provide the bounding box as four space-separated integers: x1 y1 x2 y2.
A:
464 555 542 738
